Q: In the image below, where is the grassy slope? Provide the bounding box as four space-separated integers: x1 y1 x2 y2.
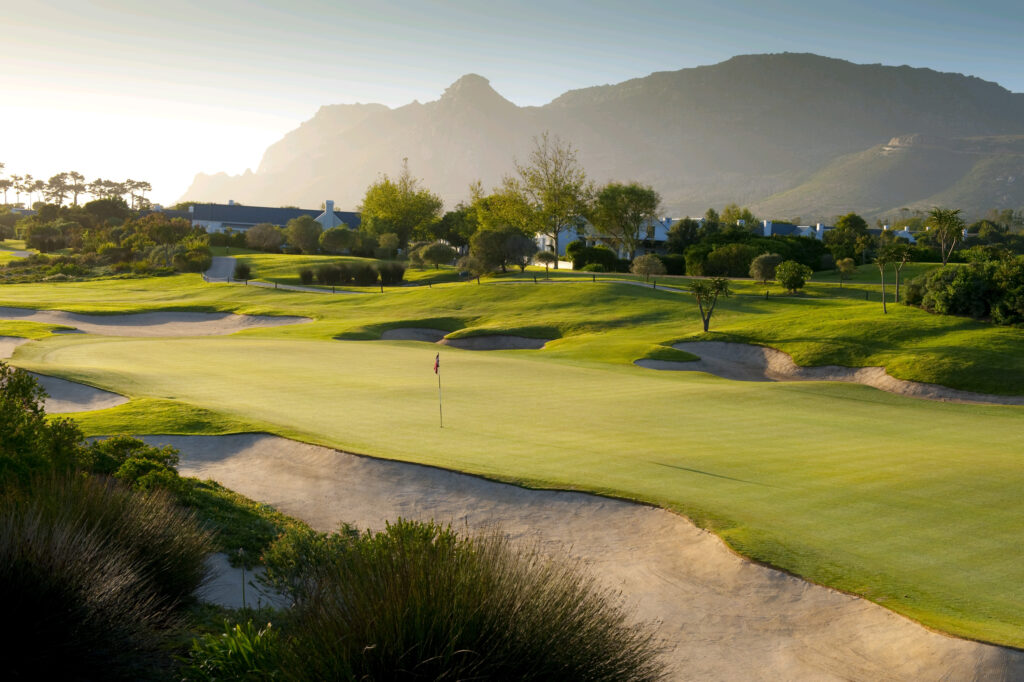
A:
232 252 461 288
3 271 1024 645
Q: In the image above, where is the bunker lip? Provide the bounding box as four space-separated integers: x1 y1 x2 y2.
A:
0 306 311 337
380 327 448 342
29 371 129 413
0 336 31 360
438 335 551 350
635 341 1024 405
149 433 1023 681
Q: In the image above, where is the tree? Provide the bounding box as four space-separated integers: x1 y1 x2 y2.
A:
469 226 535 273
9 174 23 204
420 241 456 269
591 182 661 260
233 261 251 281
68 171 87 206
45 173 70 206
776 260 813 293
630 254 665 281
824 213 868 262
506 132 593 268
285 215 322 254
836 258 856 288
319 226 354 254
874 246 892 314
665 217 700 254
928 207 966 266
881 241 913 302
720 203 757 229
749 253 782 283
434 202 479 248
247 223 285 252
535 250 557 274
0 179 11 204
690 278 731 332
359 159 443 249
377 232 399 259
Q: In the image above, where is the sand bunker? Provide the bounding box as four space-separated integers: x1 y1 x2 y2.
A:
439 335 550 350
636 341 1024 406
197 553 288 610
0 306 310 337
0 336 31 359
380 327 448 342
154 433 1023 680
30 372 128 413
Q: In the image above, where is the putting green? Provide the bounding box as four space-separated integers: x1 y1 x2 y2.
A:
13 329 1024 646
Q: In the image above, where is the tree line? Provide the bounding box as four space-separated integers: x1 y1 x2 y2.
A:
0 162 151 210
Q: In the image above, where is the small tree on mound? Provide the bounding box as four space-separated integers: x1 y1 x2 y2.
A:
246 223 284 252
749 252 782 284
776 260 812 293
631 254 666 281
836 257 856 288
319 226 354 254
535 250 557 274
690 277 730 332
420 241 456 269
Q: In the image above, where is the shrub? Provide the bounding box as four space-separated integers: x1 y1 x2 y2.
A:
704 243 760 278
246 223 285 252
263 520 665 681
571 245 618 271
351 263 378 286
420 241 457 268
298 268 314 285
320 226 354 255
315 264 342 286
233 261 252 281
631 254 666 281
377 261 406 286
776 260 813 292
749 252 783 283
659 253 686 276
581 263 605 272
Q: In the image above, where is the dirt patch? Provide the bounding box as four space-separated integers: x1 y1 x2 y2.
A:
636 341 1024 405
439 335 550 350
0 336 31 359
380 327 447 342
30 372 128 413
153 433 1024 681
0 306 310 337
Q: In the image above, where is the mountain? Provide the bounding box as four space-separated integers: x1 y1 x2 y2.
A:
181 54 1024 220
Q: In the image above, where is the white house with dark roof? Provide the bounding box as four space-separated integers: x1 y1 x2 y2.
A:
187 200 360 233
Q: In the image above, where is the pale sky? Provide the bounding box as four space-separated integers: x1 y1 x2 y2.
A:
1 0 1021 204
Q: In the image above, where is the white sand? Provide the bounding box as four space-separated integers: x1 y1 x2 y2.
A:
30 372 128 413
439 335 550 350
380 327 448 342
0 306 310 337
0 335 31 359
156 433 1023 681
636 341 1024 406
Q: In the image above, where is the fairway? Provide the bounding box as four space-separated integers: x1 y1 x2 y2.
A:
3 270 1024 647
12 324 1024 646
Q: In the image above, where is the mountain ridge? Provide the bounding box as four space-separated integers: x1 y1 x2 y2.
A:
182 53 1024 220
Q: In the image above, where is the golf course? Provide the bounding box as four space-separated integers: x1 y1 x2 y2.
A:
2 258 1023 661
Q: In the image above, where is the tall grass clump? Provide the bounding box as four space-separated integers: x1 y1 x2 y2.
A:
263 520 666 681
0 476 191 680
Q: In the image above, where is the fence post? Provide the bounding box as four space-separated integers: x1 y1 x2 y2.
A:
592 274 596 283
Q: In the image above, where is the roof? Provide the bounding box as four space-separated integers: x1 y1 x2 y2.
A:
766 222 802 236
190 203 360 229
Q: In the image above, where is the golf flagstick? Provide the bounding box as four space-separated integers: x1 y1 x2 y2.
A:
434 353 443 428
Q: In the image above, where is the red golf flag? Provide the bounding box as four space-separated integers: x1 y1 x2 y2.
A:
434 353 439 374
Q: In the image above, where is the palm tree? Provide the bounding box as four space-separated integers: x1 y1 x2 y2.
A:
0 179 12 205
68 171 86 205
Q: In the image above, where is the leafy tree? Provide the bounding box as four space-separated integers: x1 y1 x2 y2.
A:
702 208 721 234
505 132 593 267
836 257 856 288
824 213 868 262
665 217 700 254
285 215 323 254
67 171 87 206
45 173 70 206
535 250 557 274
776 260 812 293
469 227 536 273
0 178 11 204
434 202 479 248
882 241 913 303
928 207 966 266
319 226 354 254
690 278 730 332
630 253 665 281
420 241 456 269
377 232 399 259
719 203 757 229
246 223 285 252
233 261 252 281
749 252 783 283
84 196 130 224
703 243 760 277
591 182 661 260
359 159 443 249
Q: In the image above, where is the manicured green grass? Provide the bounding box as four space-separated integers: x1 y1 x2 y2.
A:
4 269 1024 646
811 262 941 285
232 252 460 288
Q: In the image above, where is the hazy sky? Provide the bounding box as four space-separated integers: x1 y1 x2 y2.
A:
2 0 1021 204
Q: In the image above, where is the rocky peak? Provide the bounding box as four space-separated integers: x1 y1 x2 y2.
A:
438 74 516 110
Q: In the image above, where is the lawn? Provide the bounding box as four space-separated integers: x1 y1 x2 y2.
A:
231 252 462 288
3 268 1024 646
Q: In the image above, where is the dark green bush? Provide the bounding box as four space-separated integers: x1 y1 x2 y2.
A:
298 268 314 285
910 258 1024 325
315 264 342 286
377 261 406 286
234 261 252 280
263 520 665 681
350 263 378 286
581 263 605 272
659 253 686 275
571 245 618 271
